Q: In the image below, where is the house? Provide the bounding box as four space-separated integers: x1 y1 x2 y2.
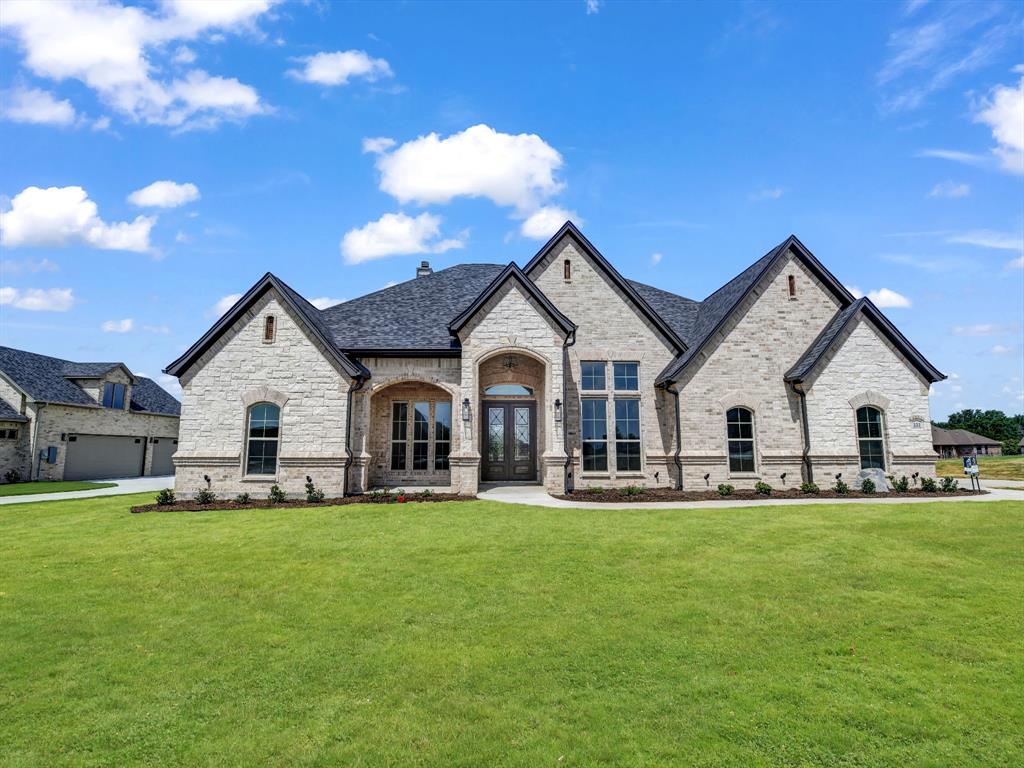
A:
931 425 1003 458
0 346 181 483
165 223 944 499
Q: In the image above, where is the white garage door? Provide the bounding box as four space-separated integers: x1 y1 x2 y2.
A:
64 434 145 481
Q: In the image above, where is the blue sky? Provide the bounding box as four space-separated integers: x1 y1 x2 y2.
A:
0 0 1021 418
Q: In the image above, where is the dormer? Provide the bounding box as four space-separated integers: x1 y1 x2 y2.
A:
62 363 136 410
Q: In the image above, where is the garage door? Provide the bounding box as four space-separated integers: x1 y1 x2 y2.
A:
150 437 177 476
64 434 145 481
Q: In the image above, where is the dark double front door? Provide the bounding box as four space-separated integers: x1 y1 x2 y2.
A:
482 400 536 481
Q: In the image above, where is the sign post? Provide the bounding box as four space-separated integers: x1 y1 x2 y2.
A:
962 455 980 491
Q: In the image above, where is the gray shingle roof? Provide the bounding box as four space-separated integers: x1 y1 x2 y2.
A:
785 298 867 382
931 425 1001 447
0 396 28 422
62 362 125 378
0 345 179 415
626 280 701 341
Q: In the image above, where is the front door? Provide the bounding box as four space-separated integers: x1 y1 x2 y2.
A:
482 400 536 481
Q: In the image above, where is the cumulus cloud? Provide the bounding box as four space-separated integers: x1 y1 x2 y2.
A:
374 124 564 212
1 186 155 253
101 318 134 333
207 293 242 318
520 206 579 240
974 75 1024 175
288 50 393 86
128 180 200 208
927 180 970 198
847 285 913 308
310 297 344 310
0 286 75 311
362 136 396 154
341 212 466 264
1 86 76 125
1 0 276 130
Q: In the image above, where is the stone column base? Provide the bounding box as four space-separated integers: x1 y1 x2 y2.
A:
349 453 371 494
450 454 481 495
542 453 568 494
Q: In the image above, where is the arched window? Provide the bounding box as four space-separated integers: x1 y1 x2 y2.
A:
263 315 276 343
484 384 534 396
246 402 280 475
788 274 796 298
564 259 571 280
856 406 885 469
726 407 755 472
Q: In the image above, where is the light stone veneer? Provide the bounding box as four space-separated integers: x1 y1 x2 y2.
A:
174 290 353 499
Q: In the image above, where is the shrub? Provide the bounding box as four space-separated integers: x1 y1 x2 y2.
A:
919 476 938 492
418 488 434 498
268 484 286 503
621 485 646 497
234 493 251 504
305 477 326 503
860 478 876 494
195 488 217 505
941 476 959 493
397 494 407 503
754 481 772 495
587 486 605 494
889 475 910 493
717 483 735 496
800 481 820 494
834 479 850 495
155 488 175 506
4 468 22 484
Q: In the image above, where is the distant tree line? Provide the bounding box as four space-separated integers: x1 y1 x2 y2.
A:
935 410 1024 455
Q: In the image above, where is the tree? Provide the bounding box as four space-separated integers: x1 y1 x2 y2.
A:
937 409 1024 455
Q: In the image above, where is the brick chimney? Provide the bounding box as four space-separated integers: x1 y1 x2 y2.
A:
416 260 433 278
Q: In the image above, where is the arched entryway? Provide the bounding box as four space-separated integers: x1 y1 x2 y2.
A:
477 351 546 483
367 380 455 489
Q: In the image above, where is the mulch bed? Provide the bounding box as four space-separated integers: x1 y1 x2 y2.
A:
131 493 474 513
557 488 986 503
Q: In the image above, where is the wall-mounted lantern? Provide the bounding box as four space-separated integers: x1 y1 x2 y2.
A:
553 398 562 422
462 397 472 422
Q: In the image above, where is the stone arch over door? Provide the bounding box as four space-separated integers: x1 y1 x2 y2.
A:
477 349 548 483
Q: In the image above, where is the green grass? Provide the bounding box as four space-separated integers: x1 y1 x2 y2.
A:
2 494 1022 767
0 480 117 497
936 453 1024 481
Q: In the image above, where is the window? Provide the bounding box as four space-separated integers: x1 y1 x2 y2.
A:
564 259 571 280
615 399 641 471
435 402 451 470
102 382 126 409
413 402 430 470
391 402 408 470
581 361 606 391
263 315 276 342
726 407 755 473
484 384 533 396
788 274 796 298
613 362 639 391
857 406 885 469
246 403 280 475
581 399 608 472
0 428 17 440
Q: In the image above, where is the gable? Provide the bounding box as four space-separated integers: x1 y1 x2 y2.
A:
456 278 572 347
450 263 574 339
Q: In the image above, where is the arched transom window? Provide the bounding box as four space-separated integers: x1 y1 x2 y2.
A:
726 407 755 472
246 402 280 475
856 406 885 469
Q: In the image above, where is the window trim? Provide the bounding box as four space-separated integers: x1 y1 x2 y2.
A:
580 361 607 392
581 397 609 473
245 402 281 476
390 398 454 474
613 361 640 392
726 406 756 475
856 405 886 470
614 397 642 472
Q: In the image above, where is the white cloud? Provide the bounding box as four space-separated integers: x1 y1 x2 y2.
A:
1 186 155 253
916 148 989 167
586 0 602 14
362 136 396 154
952 323 1012 337
848 285 912 308
91 116 112 131
175 231 190 243
750 187 783 200
374 124 564 212
927 180 970 198
0 286 75 311
651 252 663 266
288 50 393 86
142 323 171 334
1 0 276 130
310 297 344 310
101 318 134 333
520 206 579 240
341 212 467 264
157 373 182 399
128 180 200 208
946 230 1023 251
991 344 1017 355
1005 256 1024 270
173 45 196 64
208 293 242 318
1 86 76 125
0 257 58 275
974 75 1024 175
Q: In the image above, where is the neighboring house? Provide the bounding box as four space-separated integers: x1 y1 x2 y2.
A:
166 223 944 499
930 425 1002 458
0 346 181 482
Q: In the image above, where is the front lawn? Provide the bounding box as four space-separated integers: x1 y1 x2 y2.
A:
0 480 117 497
2 494 1021 767
936 454 1024 481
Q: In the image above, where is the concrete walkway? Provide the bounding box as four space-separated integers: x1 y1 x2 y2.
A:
0 475 173 505
477 482 1024 510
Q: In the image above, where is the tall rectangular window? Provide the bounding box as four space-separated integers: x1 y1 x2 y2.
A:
391 402 407 470
857 406 885 470
726 408 755 472
581 361 606 391
615 399 641 471
413 402 429 470
613 362 639 391
434 402 451 470
102 382 126 409
581 399 608 472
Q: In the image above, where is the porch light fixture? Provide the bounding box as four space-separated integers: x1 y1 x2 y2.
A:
462 397 471 422
554 398 562 422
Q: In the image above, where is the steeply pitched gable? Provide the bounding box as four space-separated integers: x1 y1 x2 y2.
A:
449 262 576 337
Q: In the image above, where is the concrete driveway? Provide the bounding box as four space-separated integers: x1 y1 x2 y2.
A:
0 475 173 505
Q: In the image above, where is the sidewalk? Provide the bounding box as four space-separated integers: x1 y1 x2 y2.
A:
0 476 173 505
